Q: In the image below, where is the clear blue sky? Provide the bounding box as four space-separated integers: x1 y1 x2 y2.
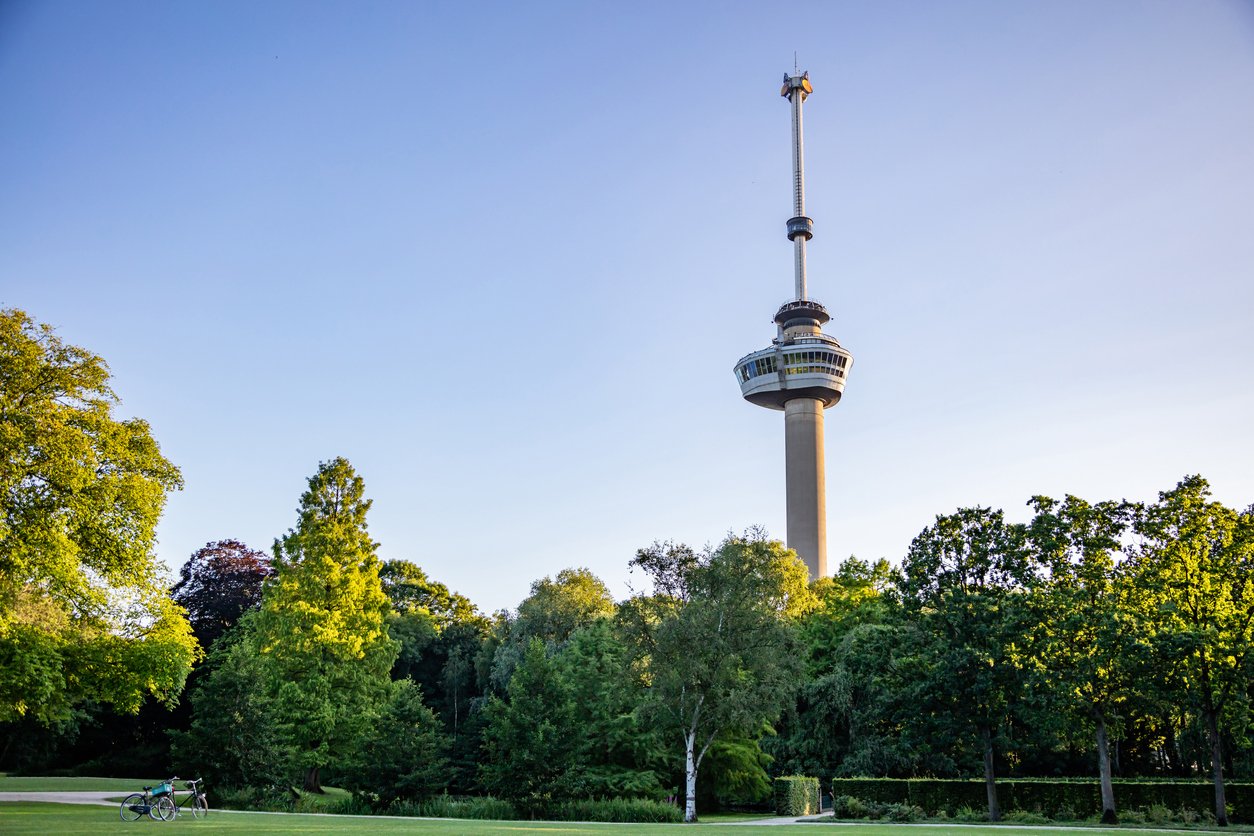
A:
3 1 1252 613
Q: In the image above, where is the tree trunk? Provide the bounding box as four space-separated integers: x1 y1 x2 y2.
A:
1095 713 1117 824
981 723 1000 822
1206 709 1228 827
684 730 698 823
303 765 322 793
1163 715 1185 776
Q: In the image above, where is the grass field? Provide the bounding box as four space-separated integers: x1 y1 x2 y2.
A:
1 802 1250 836
2 803 803 834
0 775 155 792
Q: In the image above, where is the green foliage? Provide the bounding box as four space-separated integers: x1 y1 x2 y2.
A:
1126 476 1254 825
380 560 487 633
515 567 615 646
0 309 194 724
251 457 399 790
626 530 809 821
536 797 682 823
832 794 875 819
827 778 1254 822
337 678 449 803
897 507 1036 819
556 620 667 799
170 618 293 788
479 638 578 800
773 775 819 815
409 793 517 820
486 567 617 691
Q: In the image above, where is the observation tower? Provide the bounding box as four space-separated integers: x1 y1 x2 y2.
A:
733 71 853 580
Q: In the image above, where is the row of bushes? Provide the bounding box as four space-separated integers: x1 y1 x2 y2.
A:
213 786 681 823
829 778 1251 823
831 794 1224 827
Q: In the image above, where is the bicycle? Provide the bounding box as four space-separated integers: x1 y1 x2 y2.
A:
119 779 176 822
173 777 208 819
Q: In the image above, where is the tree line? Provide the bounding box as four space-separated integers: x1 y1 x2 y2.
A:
2 307 1252 824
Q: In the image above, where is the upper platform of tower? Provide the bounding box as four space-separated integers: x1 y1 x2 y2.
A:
733 70 854 411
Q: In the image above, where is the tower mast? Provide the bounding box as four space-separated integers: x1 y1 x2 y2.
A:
733 71 853 580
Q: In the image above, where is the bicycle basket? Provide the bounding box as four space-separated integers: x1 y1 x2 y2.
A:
152 782 173 797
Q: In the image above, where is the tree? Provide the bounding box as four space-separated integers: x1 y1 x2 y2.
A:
625 531 811 822
1026 494 1132 822
380 559 486 634
338 678 449 803
1127 476 1254 826
479 637 579 800
556 620 667 798
898 507 1035 821
0 309 195 724
252 457 399 792
767 557 899 782
172 540 271 650
169 616 291 788
514 567 616 647
487 566 616 692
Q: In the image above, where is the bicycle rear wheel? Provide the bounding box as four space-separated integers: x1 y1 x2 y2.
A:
193 795 208 818
120 793 146 821
153 796 176 821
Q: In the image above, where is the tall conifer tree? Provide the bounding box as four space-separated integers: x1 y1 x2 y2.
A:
253 457 398 791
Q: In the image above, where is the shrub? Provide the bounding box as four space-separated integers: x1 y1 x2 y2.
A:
883 802 925 822
832 795 871 819
829 778 1252 823
774 776 820 816
1005 809 1050 824
540 797 682 823
414 794 517 820
953 804 985 822
213 784 296 812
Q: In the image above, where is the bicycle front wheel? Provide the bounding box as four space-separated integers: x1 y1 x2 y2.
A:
153 796 176 821
193 795 208 818
120 793 146 822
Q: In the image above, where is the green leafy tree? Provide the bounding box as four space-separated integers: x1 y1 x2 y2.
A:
767 557 898 781
1127 476 1254 826
479 637 578 800
253 457 399 792
0 309 195 724
557 619 667 798
169 616 291 787
515 567 616 646
625 530 811 822
337 678 450 803
898 507 1035 821
380 559 486 633
1026 494 1132 822
487 566 616 692
380 558 488 745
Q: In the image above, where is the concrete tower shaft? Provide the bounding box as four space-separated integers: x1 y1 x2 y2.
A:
733 71 853 582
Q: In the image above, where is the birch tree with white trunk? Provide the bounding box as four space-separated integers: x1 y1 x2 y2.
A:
624 531 812 822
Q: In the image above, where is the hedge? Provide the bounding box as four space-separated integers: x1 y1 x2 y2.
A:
775 776 821 816
828 778 1252 823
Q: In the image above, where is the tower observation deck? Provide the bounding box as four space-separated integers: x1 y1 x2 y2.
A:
733 71 853 580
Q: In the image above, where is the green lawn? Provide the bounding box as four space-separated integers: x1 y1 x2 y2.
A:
3 803 792 834
0 776 153 792
0 803 1247 836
